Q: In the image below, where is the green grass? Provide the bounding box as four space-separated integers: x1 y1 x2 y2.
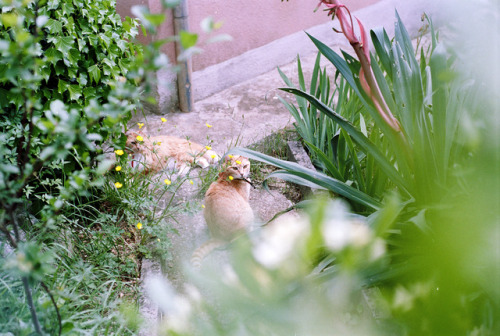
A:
0 163 190 335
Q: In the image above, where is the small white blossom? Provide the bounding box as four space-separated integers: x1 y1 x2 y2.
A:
322 201 372 251
147 277 192 333
253 214 309 269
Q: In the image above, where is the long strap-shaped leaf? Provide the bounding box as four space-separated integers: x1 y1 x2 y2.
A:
279 88 410 195
227 147 381 210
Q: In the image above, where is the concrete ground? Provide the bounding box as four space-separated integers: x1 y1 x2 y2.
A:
133 1 444 333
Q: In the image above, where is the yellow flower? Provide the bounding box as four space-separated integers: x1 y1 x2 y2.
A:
211 154 217 159
205 123 212 128
205 146 212 150
157 141 162 145
228 176 234 181
136 135 143 142
189 180 194 185
115 149 124 156
137 122 144 129
157 238 160 242
201 204 205 208
235 160 241 164
161 117 167 122
228 154 233 159
164 179 171 185
114 182 123 189
115 166 122 172
136 222 143 230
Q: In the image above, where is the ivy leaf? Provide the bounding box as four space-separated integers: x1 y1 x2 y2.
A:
77 38 86 51
62 2 75 16
40 66 52 82
103 58 116 68
116 39 126 53
88 35 98 47
179 30 198 50
99 33 111 48
58 79 68 94
78 72 88 86
83 87 96 101
47 0 60 10
45 19 62 34
118 59 131 74
53 36 75 57
144 13 166 27
88 64 101 84
67 48 81 64
68 85 82 101
45 47 63 64
67 67 77 79
10 91 23 111
0 13 18 28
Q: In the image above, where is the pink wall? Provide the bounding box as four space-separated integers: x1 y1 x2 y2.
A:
189 0 379 71
116 0 176 64
117 0 380 72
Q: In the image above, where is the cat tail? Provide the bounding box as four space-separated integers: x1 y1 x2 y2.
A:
190 239 225 268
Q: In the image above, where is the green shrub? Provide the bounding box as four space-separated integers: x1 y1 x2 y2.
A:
230 2 499 334
0 0 142 215
279 54 384 209
0 0 144 334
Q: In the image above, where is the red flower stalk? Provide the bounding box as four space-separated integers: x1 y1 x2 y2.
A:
317 0 401 132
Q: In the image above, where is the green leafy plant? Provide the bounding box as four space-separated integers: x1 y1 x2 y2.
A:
229 1 499 334
236 8 476 216
279 54 389 207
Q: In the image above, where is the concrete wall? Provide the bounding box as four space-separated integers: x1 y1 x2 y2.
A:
116 0 382 111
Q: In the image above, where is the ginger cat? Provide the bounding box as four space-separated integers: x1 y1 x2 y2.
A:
191 155 254 268
125 130 219 174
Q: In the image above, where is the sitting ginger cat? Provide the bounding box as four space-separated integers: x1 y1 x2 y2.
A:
191 155 254 268
125 130 220 174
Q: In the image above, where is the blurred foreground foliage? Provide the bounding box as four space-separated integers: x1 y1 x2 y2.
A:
149 2 499 336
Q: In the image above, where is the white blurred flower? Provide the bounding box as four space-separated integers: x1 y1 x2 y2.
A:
322 201 372 251
183 283 202 304
370 238 386 260
252 214 309 269
147 277 192 333
222 264 240 286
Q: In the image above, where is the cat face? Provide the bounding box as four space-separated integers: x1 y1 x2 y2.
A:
125 130 147 152
224 155 250 179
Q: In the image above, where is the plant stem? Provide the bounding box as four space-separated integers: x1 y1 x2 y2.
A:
41 281 62 336
22 276 43 335
351 42 401 132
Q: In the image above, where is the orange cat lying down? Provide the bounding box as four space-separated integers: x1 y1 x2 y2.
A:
125 130 220 174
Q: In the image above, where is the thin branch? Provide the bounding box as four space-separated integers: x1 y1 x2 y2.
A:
41 281 62 336
22 276 43 334
0 223 18 248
